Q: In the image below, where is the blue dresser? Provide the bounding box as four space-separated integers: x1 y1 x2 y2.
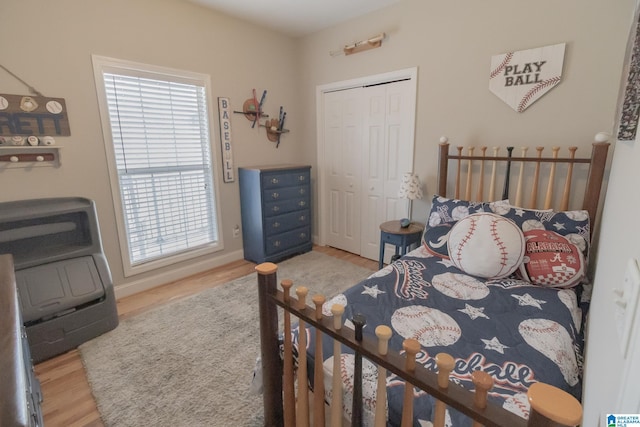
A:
239 165 312 263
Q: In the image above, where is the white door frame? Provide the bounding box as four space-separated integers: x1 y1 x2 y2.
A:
316 67 418 247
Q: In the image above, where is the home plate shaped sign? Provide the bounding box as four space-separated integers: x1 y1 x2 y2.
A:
489 43 566 112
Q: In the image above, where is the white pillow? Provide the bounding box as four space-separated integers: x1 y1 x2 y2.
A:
447 213 526 279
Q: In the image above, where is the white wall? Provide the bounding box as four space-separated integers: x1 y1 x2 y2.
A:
0 0 302 295
583 75 640 427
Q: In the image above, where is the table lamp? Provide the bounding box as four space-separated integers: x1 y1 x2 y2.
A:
398 172 422 227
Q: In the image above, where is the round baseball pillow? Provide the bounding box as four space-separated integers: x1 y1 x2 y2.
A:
447 213 526 279
518 229 585 288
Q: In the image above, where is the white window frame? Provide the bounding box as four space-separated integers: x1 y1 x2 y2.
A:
92 55 224 276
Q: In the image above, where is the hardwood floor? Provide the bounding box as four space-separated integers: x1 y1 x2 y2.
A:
34 246 377 427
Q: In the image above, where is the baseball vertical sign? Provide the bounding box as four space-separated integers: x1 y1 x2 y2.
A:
218 97 234 183
489 43 566 112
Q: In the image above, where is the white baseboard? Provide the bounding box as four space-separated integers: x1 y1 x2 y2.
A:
113 249 245 299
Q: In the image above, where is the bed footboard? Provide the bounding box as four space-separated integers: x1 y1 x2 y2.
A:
256 263 583 427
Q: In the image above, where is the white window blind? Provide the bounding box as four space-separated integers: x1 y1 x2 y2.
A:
102 72 219 266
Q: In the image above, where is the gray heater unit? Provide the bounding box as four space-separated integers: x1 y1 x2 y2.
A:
0 197 119 363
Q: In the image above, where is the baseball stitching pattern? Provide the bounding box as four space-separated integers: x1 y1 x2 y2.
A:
455 216 477 265
504 394 531 417
490 218 509 268
520 320 560 335
517 76 561 112
490 52 513 79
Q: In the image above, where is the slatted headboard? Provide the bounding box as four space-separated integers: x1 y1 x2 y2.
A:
437 133 610 235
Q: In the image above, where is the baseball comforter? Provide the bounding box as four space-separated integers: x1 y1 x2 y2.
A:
297 245 587 426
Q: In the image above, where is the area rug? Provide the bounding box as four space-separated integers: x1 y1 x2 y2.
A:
79 251 374 427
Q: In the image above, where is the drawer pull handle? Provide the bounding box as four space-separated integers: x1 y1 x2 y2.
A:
272 206 280 212
272 192 279 199
273 222 280 228
299 188 306 194
274 240 281 247
299 233 307 239
298 175 306 181
271 178 279 184
298 201 306 207
299 215 305 221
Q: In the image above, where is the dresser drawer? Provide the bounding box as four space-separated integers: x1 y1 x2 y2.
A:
262 185 309 202
264 197 310 217
265 227 311 256
262 170 310 189
265 210 310 237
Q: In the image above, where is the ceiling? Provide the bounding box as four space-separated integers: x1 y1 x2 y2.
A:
188 0 400 37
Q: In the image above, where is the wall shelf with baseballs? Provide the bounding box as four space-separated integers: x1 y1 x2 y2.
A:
262 107 288 148
233 91 269 129
0 146 62 168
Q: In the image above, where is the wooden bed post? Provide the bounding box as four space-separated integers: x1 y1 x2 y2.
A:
502 146 514 201
374 326 393 427
400 339 421 427
438 137 450 197
330 304 345 427
256 263 283 427
312 295 326 427
433 353 454 427
352 314 367 427
583 133 611 235
527 382 582 427
281 279 296 427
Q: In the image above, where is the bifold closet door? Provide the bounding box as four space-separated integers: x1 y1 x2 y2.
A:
324 87 363 255
323 79 415 260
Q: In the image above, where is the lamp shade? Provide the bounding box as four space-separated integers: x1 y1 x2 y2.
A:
398 173 422 200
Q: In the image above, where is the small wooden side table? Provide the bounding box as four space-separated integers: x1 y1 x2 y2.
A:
378 220 424 269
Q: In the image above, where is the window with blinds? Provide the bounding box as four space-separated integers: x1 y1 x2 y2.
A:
94 57 221 273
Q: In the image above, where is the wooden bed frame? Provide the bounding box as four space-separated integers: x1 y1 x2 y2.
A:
256 134 611 427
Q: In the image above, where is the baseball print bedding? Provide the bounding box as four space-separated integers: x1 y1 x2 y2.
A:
297 244 587 426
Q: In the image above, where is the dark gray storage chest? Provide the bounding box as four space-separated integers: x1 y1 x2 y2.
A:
0 197 118 363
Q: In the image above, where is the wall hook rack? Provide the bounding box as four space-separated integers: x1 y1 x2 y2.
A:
0 145 62 167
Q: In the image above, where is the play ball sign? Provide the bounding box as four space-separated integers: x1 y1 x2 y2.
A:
489 43 566 112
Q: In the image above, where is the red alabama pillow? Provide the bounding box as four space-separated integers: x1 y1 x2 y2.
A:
518 229 585 288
